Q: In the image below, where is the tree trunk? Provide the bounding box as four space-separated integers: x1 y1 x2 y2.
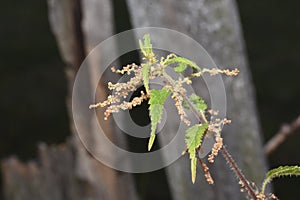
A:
126 0 268 199
1 0 138 200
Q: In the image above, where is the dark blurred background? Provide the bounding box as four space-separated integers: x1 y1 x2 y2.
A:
0 0 299 199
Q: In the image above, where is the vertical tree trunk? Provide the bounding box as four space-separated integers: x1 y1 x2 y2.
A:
1 0 138 200
126 0 268 199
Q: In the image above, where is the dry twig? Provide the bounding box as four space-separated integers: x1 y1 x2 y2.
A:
264 116 300 156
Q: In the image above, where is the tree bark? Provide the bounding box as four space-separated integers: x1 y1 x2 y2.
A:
126 0 268 199
1 0 138 200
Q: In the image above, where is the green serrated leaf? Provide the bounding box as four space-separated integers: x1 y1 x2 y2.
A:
142 63 150 93
174 63 187 73
190 94 207 111
183 94 207 112
191 157 197 184
139 34 153 57
164 56 201 71
185 123 208 183
261 165 300 194
185 123 209 159
149 88 171 105
143 34 152 54
266 165 300 179
148 88 171 151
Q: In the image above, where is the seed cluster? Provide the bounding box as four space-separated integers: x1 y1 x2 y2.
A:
207 116 231 163
103 91 149 120
89 64 145 120
171 87 190 126
199 160 214 184
208 134 223 163
191 67 239 77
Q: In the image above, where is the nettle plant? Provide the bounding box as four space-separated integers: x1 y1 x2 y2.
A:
90 35 300 200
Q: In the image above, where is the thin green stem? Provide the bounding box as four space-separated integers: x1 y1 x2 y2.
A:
261 178 269 195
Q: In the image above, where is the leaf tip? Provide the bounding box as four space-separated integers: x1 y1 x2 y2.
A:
191 157 197 184
148 133 156 151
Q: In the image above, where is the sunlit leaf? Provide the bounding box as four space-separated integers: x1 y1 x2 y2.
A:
142 63 150 93
148 88 171 151
191 157 197 183
164 56 200 71
185 123 208 183
183 94 207 112
139 34 153 58
174 63 187 73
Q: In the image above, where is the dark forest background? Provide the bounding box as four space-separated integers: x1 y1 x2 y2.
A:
0 0 299 199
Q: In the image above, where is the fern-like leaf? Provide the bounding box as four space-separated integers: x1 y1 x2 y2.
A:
185 123 208 183
261 165 300 194
148 88 171 151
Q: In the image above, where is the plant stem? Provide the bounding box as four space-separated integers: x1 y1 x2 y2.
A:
162 70 257 200
162 70 207 124
221 146 257 200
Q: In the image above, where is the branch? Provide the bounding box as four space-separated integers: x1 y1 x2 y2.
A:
264 116 300 156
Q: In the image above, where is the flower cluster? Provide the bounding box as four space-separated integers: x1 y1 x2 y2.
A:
191 67 239 77
207 111 232 163
199 159 214 185
89 64 146 120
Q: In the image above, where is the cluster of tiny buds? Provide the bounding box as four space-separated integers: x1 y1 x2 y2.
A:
191 67 239 77
103 91 149 120
89 95 118 109
178 77 192 85
238 180 278 200
255 192 278 199
160 53 177 65
208 134 223 163
90 64 144 116
207 109 219 116
208 119 231 133
255 191 278 200
256 194 266 200
172 91 190 126
239 180 258 199
111 63 138 75
199 159 214 184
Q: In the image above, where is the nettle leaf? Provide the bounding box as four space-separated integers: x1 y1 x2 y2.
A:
183 94 207 111
164 56 200 71
174 63 187 73
143 34 152 53
139 34 153 57
185 123 208 183
261 165 300 194
142 63 150 93
148 88 171 151
191 157 197 184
